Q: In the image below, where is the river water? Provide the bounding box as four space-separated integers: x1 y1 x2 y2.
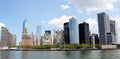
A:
0 50 120 59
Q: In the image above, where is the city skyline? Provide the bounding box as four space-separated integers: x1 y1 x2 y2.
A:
0 0 120 45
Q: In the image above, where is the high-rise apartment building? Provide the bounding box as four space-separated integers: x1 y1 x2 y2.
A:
69 17 79 44
0 26 16 47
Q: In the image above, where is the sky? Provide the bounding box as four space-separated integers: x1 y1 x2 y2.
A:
0 0 120 45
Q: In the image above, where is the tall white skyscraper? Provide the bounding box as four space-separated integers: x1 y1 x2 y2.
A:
114 17 120 44
36 25 41 45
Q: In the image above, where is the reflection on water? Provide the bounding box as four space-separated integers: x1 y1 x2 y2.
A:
0 50 120 59
0 51 9 59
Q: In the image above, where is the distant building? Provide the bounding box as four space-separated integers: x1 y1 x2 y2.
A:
45 30 51 34
90 34 99 45
42 30 52 45
30 32 35 45
69 17 79 44
64 22 70 44
1 27 10 46
21 20 31 46
79 22 90 44
0 26 16 47
53 29 63 45
97 12 111 45
11 34 16 46
110 20 116 43
107 33 114 44
36 25 41 45
110 21 116 35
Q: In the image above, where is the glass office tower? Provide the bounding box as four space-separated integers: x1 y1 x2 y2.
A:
36 25 41 45
97 12 111 45
69 17 79 44
64 22 70 44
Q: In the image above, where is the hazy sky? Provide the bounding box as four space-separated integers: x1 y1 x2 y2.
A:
0 0 120 45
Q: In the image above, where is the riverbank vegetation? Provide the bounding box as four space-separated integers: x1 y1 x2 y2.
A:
9 44 101 50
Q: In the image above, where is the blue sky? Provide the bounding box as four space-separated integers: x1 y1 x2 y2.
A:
0 0 120 45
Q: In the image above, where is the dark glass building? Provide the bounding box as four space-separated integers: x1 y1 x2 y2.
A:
64 22 70 44
90 34 99 44
79 22 90 44
45 30 51 35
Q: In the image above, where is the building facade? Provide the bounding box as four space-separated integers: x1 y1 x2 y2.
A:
69 17 79 44
79 22 90 44
53 29 63 45
110 20 116 43
0 26 16 47
97 12 111 45
90 34 99 45
64 22 70 44
30 32 35 45
11 34 16 46
21 20 31 46
42 30 52 45
36 25 41 45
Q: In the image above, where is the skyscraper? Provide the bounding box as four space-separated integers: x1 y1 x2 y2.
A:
64 22 70 44
53 29 63 45
110 20 116 43
43 30 52 45
97 12 111 45
69 17 79 44
90 34 99 44
30 32 35 45
23 20 27 34
1 27 9 46
0 26 15 47
110 21 116 35
11 34 16 46
79 22 90 44
22 20 31 46
36 25 41 45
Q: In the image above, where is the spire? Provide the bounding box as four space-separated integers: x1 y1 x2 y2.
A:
23 18 27 33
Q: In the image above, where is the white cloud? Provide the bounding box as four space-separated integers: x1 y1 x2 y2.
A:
0 22 5 27
48 15 72 27
85 19 98 33
67 0 116 11
61 4 70 10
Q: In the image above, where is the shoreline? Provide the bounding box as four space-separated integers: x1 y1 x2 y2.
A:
0 48 120 51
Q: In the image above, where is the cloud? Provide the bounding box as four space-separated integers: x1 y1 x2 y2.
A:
67 0 116 11
85 19 98 33
48 15 72 27
61 4 70 10
0 22 5 27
